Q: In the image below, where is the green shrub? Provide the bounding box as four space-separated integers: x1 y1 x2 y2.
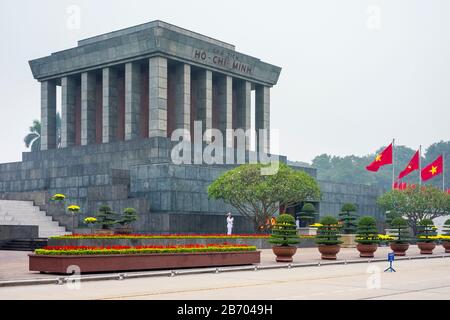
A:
355 216 380 245
96 205 117 230
316 216 342 246
298 203 317 226
389 217 411 244
118 208 139 227
338 203 358 234
443 219 450 236
269 214 300 247
416 219 437 243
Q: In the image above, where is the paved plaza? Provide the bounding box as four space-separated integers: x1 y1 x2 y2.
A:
0 253 449 300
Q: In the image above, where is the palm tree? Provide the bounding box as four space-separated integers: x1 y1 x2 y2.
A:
24 113 61 151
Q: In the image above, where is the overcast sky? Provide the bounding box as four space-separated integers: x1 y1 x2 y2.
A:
0 0 449 164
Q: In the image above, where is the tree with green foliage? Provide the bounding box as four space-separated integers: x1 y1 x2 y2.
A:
268 214 300 247
316 216 342 246
24 113 61 151
416 219 437 243
298 203 317 227
378 185 450 235
355 216 380 245
208 163 321 232
338 203 358 234
117 208 139 227
96 205 117 230
389 217 411 244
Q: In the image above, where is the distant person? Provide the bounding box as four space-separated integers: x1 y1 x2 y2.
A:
226 212 234 235
296 218 300 229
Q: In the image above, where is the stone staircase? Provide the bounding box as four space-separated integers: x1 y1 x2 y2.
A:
0 200 69 238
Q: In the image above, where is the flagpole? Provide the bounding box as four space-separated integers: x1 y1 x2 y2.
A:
392 138 395 190
419 145 422 187
443 154 446 192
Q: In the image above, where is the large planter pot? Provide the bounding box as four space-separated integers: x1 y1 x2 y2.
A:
442 241 450 254
29 251 261 274
339 234 356 248
94 229 115 235
356 243 378 258
272 246 297 262
418 242 436 254
114 227 133 235
390 243 410 256
318 244 341 260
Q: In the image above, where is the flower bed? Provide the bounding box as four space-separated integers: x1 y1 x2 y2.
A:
29 244 261 274
35 244 256 255
48 234 318 249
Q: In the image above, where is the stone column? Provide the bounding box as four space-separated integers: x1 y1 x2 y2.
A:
81 72 96 146
40 80 57 150
197 69 212 142
125 62 141 140
102 67 118 143
61 76 76 148
149 57 168 138
236 80 251 150
217 75 233 148
175 63 191 139
255 85 270 154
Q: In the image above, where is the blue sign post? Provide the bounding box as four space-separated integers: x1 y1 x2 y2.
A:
384 253 396 272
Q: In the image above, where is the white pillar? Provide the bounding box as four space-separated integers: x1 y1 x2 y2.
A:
149 57 168 138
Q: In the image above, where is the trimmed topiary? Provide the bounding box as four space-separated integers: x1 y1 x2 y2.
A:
389 217 411 244
269 214 300 247
298 203 317 227
443 219 450 236
97 205 117 230
356 216 380 245
118 208 139 227
417 219 437 243
316 216 342 246
338 203 358 234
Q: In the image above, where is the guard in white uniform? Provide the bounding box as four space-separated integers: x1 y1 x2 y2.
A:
226 212 234 235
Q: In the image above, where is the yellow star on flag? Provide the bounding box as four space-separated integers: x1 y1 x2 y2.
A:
429 166 438 175
375 154 382 162
407 165 412 169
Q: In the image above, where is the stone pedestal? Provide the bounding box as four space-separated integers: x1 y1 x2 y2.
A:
340 234 356 248
297 227 318 236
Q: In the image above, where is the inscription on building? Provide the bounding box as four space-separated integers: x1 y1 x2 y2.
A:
193 49 253 75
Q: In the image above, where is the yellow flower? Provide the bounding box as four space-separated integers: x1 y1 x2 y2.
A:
51 194 66 201
309 223 323 228
67 205 80 212
84 217 97 224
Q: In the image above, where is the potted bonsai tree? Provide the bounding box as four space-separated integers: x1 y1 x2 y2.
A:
338 203 358 248
115 208 139 234
96 205 117 235
355 216 380 258
297 203 319 236
269 214 300 262
443 219 450 253
389 217 411 256
416 219 438 254
316 216 342 260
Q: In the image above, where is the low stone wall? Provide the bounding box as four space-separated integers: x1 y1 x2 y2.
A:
0 225 39 241
48 237 317 249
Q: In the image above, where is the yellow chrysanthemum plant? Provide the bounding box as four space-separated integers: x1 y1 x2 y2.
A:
51 193 66 201
84 217 98 234
67 205 81 233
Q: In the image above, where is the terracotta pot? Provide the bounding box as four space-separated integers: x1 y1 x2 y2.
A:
443 241 450 254
272 246 297 262
390 243 409 256
418 242 436 254
94 229 115 235
318 244 341 260
114 227 133 235
356 243 378 258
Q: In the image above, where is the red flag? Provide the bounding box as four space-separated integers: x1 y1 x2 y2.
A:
366 144 393 172
421 155 443 181
393 181 399 190
398 150 420 180
400 182 407 190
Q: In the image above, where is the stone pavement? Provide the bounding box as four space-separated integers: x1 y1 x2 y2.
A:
0 245 447 282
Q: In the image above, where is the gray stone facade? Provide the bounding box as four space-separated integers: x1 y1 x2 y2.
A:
0 21 385 235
